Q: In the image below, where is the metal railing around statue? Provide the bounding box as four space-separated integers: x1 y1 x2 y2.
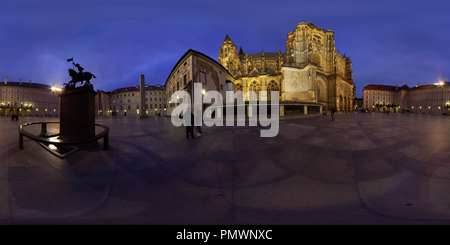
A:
18 122 110 151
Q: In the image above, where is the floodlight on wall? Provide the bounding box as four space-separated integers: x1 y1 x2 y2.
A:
51 87 62 92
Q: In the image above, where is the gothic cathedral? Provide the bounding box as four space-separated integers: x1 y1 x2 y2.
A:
218 22 355 111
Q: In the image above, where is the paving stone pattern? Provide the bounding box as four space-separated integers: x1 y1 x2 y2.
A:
1 112 450 224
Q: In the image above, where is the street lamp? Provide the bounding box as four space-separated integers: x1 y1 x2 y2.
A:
439 79 445 115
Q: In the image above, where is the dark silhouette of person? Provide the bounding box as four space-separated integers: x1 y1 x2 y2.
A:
184 108 196 140
331 107 336 121
194 108 202 136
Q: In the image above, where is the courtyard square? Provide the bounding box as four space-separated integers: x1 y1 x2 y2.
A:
1 112 450 224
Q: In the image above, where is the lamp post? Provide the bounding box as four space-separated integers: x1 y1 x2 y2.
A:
440 79 445 115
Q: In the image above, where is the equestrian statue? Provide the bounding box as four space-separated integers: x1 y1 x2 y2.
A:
64 60 96 90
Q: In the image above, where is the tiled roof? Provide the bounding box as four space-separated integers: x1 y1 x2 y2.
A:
0 81 51 90
111 85 165 94
363 84 397 91
363 84 410 92
164 49 232 87
408 82 448 92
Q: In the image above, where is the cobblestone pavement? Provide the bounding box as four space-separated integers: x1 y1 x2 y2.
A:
2 112 450 224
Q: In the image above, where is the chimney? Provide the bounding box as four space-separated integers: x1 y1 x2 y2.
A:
443 78 446 84
425 82 427 85
417 83 419 87
29 80 32 84
4 78 6 84
395 84 398 91
431 81 433 85
20 78 22 84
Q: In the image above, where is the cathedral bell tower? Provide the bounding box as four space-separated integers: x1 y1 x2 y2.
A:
219 35 239 75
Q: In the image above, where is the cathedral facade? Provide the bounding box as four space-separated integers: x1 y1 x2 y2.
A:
219 22 355 111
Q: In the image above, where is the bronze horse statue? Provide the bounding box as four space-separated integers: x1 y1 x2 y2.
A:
66 68 96 89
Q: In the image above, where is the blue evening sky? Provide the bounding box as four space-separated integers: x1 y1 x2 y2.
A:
1 0 449 98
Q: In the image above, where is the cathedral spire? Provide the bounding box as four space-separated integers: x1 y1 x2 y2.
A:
224 34 231 41
239 46 244 56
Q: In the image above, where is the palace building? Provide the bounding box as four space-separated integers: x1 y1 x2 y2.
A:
363 84 409 113
0 78 61 117
408 79 449 114
0 76 167 118
103 84 167 117
218 21 355 112
363 78 449 115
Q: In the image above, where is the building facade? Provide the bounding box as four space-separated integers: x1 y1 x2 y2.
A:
107 84 167 117
363 84 409 113
165 49 235 117
0 78 61 117
363 78 449 114
218 22 355 111
95 90 111 116
0 77 170 118
408 79 449 115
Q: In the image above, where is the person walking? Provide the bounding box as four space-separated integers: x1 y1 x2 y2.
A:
331 107 336 121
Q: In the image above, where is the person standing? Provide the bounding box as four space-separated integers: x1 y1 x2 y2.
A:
194 108 202 136
184 108 196 140
331 107 336 121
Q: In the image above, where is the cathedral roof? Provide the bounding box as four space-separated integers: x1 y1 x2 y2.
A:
248 52 282 58
267 67 278 75
249 68 260 76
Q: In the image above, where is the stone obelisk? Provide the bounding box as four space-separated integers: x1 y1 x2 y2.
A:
138 74 149 119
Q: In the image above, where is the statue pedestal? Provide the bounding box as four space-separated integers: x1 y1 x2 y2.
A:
59 87 97 148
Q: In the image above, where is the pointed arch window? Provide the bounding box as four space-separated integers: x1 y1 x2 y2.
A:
235 83 243 102
267 80 279 101
249 81 260 101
